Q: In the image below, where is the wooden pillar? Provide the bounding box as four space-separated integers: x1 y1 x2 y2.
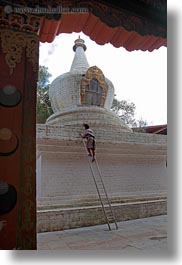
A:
0 8 40 249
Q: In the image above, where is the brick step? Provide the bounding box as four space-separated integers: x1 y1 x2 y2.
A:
37 194 167 211
38 146 166 154
37 138 166 149
37 142 166 156
37 199 167 232
36 124 167 146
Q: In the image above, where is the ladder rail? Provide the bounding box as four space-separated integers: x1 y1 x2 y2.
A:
82 139 118 230
82 139 111 230
95 158 118 229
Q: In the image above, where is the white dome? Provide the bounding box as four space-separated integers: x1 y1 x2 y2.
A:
49 69 115 113
49 72 83 113
49 36 115 113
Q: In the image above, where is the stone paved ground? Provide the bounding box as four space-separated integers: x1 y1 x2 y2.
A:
37 215 167 254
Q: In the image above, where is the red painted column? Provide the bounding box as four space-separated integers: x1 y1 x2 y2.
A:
0 9 39 249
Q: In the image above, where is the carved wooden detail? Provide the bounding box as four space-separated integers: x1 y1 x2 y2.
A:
0 6 39 74
0 29 39 74
0 1 166 38
0 6 40 32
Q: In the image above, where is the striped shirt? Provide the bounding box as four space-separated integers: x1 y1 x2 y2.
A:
82 129 95 139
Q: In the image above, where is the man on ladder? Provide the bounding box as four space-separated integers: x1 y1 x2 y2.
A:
80 124 118 230
80 124 96 162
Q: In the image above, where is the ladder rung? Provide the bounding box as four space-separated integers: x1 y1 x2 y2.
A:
107 218 114 223
104 213 114 219
100 201 111 207
100 194 107 199
105 212 112 216
105 212 114 219
96 183 104 188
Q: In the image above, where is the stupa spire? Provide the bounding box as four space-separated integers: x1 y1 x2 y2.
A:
70 36 89 72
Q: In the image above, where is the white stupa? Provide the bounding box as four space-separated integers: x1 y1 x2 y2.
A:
47 36 132 134
36 38 167 233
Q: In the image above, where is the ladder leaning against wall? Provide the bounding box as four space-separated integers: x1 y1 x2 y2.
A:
82 139 118 231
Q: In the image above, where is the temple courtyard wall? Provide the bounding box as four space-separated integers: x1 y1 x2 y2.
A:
36 124 167 232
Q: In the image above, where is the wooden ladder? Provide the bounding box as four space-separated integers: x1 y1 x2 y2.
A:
82 139 118 231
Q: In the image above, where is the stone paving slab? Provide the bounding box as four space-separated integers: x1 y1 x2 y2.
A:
37 215 167 253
